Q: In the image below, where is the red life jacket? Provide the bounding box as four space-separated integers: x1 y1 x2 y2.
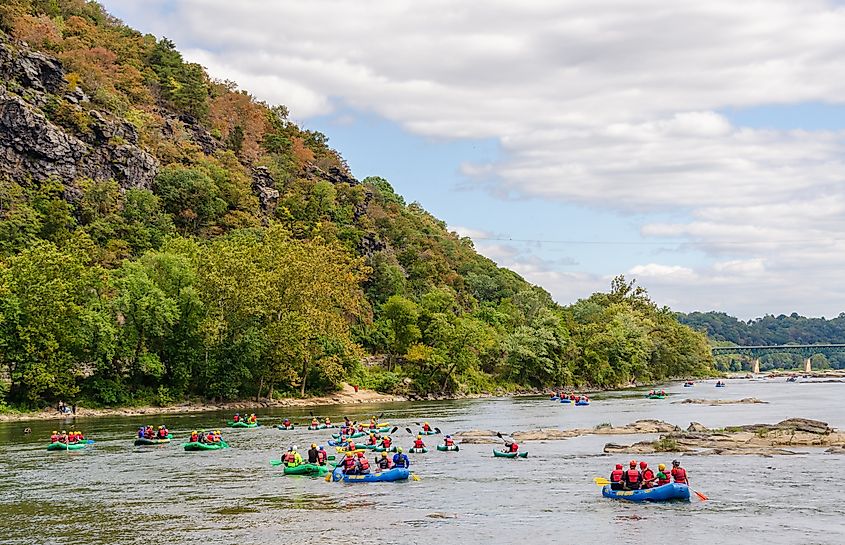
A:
343 457 356 470
233 416 239 422
445 438 454 446
317 450 327 463
414 440 425 448
378 458 391 469
368 437 378 445
423 425 431 431
671 467 688 484
347 442 357 451
283 452 296 463
642 468 655 481
50 434 58 443
190 434 198 442
626 469 641 483
610 469 624 483
509 443 519 452
358 457 370 470
657 473 671 486
382 438 392 447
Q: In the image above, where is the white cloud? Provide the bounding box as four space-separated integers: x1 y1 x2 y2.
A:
100 0 845 317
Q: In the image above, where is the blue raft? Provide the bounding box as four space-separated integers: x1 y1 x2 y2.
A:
560 398 572 404
602 483 690 502
575 401 590 406
331 466 410 483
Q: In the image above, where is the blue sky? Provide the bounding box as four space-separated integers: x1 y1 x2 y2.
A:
102 0 845 319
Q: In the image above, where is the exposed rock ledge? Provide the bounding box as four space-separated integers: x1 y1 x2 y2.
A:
673 398 768 405
453 419 679 444
603 418 845 456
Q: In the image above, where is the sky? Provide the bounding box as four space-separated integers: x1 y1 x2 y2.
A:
101 0 845 320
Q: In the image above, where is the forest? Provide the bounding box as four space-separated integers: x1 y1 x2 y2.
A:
0 0 713 410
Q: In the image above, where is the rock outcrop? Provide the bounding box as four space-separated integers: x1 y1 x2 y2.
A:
674 398 768 405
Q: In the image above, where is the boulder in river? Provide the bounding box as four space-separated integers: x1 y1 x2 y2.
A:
674 398 768 405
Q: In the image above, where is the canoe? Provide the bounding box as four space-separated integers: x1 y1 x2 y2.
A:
228 421 258 428
493 449 527 458
373 446 397 452
408 447 428 453
419 430 439 435
332 432 367 439
436 444 459 451
560 398 572 403
134 437 171 446
183 441 228 451
601 483 690 502
331 466 410 483
277 425 295 430
575 401 590 406
282 463 329 476
47 442 87 451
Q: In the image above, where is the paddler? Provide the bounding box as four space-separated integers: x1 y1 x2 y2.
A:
421 422 432 433
342 452 357 474
655 464 671 486
311 417 320 428
189 430 199 442
380 435 392 449
317 446 328 465
59 430 68 443
355 451 371 475
377 451 392 470
609 464 625 490
443 435 455 447
308 443 320 463
233 413 240 423
324 417 332 426
283 446 302 467
367 433 378 446
670 460 688 484
157 425 168 439
51 430 59 443
623 460 642 490
502 441 518 453
413 435 426 449
640 461 655 488
392 447 410 468
282 418 291 428
248 413 257 424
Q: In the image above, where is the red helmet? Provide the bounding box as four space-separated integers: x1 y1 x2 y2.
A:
639 461 648 469
615 464 623 470
629 460 637 467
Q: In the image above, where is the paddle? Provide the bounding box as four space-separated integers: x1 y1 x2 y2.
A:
405 427 413 435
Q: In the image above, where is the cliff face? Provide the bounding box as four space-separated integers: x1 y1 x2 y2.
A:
0 35 157 191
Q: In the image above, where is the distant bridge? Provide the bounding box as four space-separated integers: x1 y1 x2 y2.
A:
711 344 845 373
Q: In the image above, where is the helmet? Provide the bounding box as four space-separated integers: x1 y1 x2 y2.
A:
319 446 324 450
346 452 353 457
615 464 623 469
639 461 648 469
417 435 422 439
61 430 66 434
158 426 163 429
381 451 388 457
397 447 403 453
311 443 317 448
446 435 451 438
289 446 294 451
424 422 429 426
369 432 375 436
235 413 239 416
672 460 680 466
356 451 364 457
629 460 637 467
658 464 666 471
191 430 197 434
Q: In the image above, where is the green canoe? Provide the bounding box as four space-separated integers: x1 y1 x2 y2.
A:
436 444 460 451
183 441 229 451
227 421 258 428
47 442 87 451
493 449 527 458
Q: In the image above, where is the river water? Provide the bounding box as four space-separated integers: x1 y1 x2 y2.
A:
1 378 843 545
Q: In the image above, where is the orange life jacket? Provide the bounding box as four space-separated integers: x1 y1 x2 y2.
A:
671 467 688 484
610 469 624 483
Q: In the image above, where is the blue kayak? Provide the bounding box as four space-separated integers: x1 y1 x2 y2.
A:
331 467 410 483
575 401 590 406
602 483 690 502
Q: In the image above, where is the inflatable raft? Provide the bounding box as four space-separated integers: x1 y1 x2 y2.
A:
419 430 439 435
602 483 690 502
408 447 428 453
493 449 527 458
183 441 228 451
646 394 666 400
228 421 258 428
575 400 590 406
282 463 329 476
436 444 459 451
560 398 572 403
277 424 295 430
47 442 87 451
332 432 366 439
134 437 171 446
331 467 410 483
373 446 397 452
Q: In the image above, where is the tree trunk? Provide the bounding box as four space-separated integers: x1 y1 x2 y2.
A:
256 375 264 402
300 356 309 396
268 383 274 400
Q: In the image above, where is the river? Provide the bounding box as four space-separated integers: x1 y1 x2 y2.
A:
1 378 843 545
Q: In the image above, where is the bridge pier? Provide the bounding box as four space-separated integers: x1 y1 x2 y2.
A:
804 357 812 373
752 358 760 374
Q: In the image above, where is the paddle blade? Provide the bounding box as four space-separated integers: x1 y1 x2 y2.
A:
694 490 708 501
324 472 332 482
593 477 610 485
327 455 336 460
411 474 421 481
434 427 441 434
391 427 399 434
405 428 412 434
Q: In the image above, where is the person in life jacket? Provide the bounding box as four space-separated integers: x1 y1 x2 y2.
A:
311 418 319 428
317 446 328 465
145 425 154 439
393 447 410 468
157 426 168 439
369 419 377 429
357 424 365 433
346 440 358 452
655 464 671 486
623 460 642 490
422 422 432 432
670 460 688 484
136 427 145 439
342 452 357 474
444 435 455 447
233 413 240 423
282 418 291 428
377 451 392 470
355 451 371 475
190 430 199 443
344 416 352 427
51 431 59 443
503 441 518 453
610 464 625 490
248 413 257 424
58 430 68 443
308 443 319 464
640 461 655 488
283 446 302 467
381 436 392 449
368 433 378 446
413 435 426 449
324 417 332 426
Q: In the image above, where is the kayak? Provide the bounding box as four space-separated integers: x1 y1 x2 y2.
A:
282 463 329 476
228 421 258 428
373 446 398 452
134 437 171 446
436 444 460 451
715 383 726 388
308 424 337 430
560 398 572 403
331 432 366 439
683 383 694 387
368 426 391 433
47 442 87 451
335 448 366 454
419 430 439 435
493 449 527 458
602 483 690 502
183 441 228 451
277 425 295 430
331 466 410 483
408 447 428 453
